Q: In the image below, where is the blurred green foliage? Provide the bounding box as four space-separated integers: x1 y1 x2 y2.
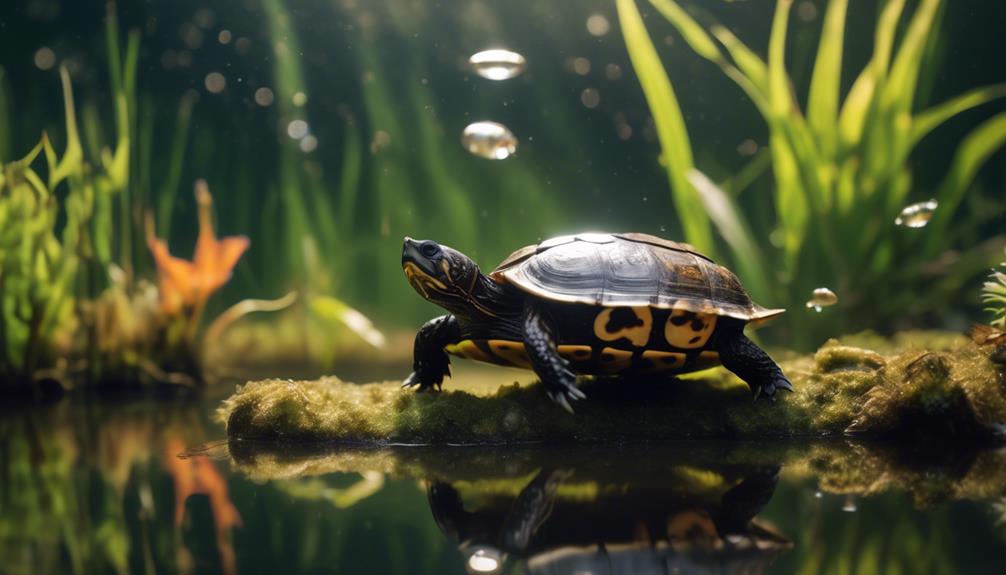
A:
618 0 1006 341
983 250 1006 328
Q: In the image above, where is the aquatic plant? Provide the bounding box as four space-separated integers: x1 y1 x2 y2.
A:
982 251 1006 328
617 0 1006 339
0 70 86 391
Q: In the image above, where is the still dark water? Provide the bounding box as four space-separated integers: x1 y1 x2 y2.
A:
2 392 1006 575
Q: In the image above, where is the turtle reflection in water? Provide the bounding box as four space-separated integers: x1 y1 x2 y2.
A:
402 233 791 411
427 463 790 574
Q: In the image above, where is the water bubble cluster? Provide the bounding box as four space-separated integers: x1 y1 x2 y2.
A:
462 122 517 160
805 287 838 312
895 199 938 228
468 49 526 81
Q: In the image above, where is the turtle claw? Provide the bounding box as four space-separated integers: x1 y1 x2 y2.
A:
402 370 444 392
545 369 585 413
751 374 794 401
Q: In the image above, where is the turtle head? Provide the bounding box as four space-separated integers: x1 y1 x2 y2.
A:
402 237 485 315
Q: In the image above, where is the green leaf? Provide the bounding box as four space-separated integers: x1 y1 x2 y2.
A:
806 0 848 159
49 67 83 188
309 295 386 348
649 0 723 63
617 0 713 254
910 84 1006 146
926 111 1006 253
686 169 769 299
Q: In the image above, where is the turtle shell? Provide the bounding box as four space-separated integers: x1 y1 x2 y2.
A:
491 232 782 323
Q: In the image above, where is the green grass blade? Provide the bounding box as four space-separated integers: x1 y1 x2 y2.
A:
49 67 83 188
925 111 1006 253
156 94 194 240
337 123 363 232
617 0 712 254
838 0 906 150
806 0 848 159
687 169 769 299
767 0 794 118
648 0 723 63
910 84 1006 146
710 25 768 94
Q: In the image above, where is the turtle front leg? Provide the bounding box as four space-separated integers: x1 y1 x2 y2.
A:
403 314 461 392
716 327 793 400
522 303 586 413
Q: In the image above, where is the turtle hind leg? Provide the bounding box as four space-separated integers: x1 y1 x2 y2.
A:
522 303 586 413
403 315 461 392
716 329 793 400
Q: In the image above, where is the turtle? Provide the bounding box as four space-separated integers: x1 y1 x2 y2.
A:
401 232 792 412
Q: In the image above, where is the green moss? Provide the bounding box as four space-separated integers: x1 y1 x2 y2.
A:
219 332 1006 444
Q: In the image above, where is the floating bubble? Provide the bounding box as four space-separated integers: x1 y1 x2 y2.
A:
814 491 823 499
586 14 610 36
292 91 308 107
842 495 857 513
895 199 937 228
299 134 318 152
466 547 502 574
461 121 517 160
580 88 600 109
468 49 526 81
234 37 251 54
218 29 232 44
287 120 309 140
797 1 819 21
204 72 226 94
605 63 622 80
194 8 215 29
254 87 274 107
571 57 591 76
805 287 838 312
737 139 759 157
34 47 56 70
370 130 391 153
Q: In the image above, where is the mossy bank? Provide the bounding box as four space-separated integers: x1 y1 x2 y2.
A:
218 331 1006 444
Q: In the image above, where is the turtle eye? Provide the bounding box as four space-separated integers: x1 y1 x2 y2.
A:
420 243 441 258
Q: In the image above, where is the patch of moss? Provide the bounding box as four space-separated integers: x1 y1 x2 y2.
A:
219 332 1006 444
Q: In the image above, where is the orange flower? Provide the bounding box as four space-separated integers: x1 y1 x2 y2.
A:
147 180 249 315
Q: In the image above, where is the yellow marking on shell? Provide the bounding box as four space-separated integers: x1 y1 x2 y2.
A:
641 350 686 371
693 351 721 369
593 306 653 347
597 347 633 373
488 339 532 368
667 510 717 543
664 309 717 349
558 345 594 362
444 340 493 363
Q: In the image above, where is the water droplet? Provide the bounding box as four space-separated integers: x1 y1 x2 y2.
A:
254 87 274 107
292 92 308 107
467 547 502 573
605 63 623 80
842 495 857 512
461 121 518 160
194 8 215 29
586 14 610 36
468 49 526 81
34 47 56 70
805 287 838 311
797 1 819 21
581 88 600 109
737 139 759 157
299 134 318 152
218 29 232 44
234 37 251 54
571 57 591 76
204 72 226 94
370 130 391 153
814 491 823 499
895 199 938 228
287 120 309 140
